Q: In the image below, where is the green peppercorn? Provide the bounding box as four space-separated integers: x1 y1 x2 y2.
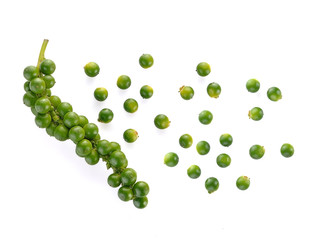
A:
249 145 265 159
179 86 194 100
196 141 210 155
117 75 131 89
236 176 250 190
154 114 170 129
246 79 260 93
219 134 233 147
187 165 201 179
164 152 179 167
196 62 211 77
139 54 154 69
198 110 213 125
205 177 219 194
123 129 138 143
107 173 121 188
94 87 108 101
40 59 56 75
84 62 100 77
179 134 193 148
123 98 138 113
216 153 231 168
248 107 264 121
207 82 221 98
98 108 114 123
267 87 282 101
280 143 294 158
140 85 153 99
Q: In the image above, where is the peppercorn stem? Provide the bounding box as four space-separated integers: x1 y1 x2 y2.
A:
36 39 49 71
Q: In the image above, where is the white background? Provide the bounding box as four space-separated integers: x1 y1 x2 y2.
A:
1 0 317 239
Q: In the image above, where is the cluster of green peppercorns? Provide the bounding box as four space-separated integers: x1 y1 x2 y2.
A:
23 40 150 209
164 63 295 194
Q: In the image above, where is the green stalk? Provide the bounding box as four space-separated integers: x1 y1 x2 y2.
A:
36 39 49 72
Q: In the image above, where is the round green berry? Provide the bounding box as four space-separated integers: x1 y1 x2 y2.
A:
205 177 219 194
267 87 282 101
94 87 108 101
139 54 154 69
123 129 138 143
207 82 221 98
198 110 213 125
187 165 201 179
84 62 100 77
140 85 153 99
117 75 131 90
248 107 264 121
98 108 114 123
216 153 231 168
40 59 56 75
164 152 179 167
196 62 211 77
179 86 194 100
123 98 138 113
179 134 193 148
154 114 170 129
280 143 294 158
196 141 210 155
236 176 250 190
249 145 265 159
219 134 233 147
246 79 260 93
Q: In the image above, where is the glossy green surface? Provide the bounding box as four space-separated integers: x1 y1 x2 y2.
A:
196 141 210 155
219 133 233 147
35 113 51 128
29 78 46 94
35 97 51 114
187 165 201 179
96 139 110 155
85 149 100 165
246 79 260 93
98 108 114 123
46 122 57 137
94 87 108 101
248 107 264 121
84 62 100 77
207 82 221 98
216 153 231 168
57 102 73 118
109 150 128 169
249 144 265 159
196 62 211 77
23 91 38 107
78 115 89 128
54 124 69 141
83 123 99 140
267 87 282 101
43 75 55 89
179 134 193 148
107 173 121 188
40 59 56 75
63 112 79 128
139 54 154 69
179 86 194 100
133 197 148 209
76 139 93 157
49 95 61 108
280 143 294 158
117 75 131 89
118 187 133 201
123 98 138 113
23 65 39 81
154 114 170 129
121 168 137 186
198 110 213 125
24 81 30 92
205 177 219 194
132 181 150 197
236 176 250 190
164 152 179 167
123 129 138 143
140 85 153 99
69 126 85 143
